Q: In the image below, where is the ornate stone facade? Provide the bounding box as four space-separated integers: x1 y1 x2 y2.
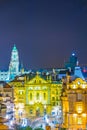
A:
61 78 87 129
9 73 62 117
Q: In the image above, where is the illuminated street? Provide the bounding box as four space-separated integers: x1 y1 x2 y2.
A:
3 102 63 129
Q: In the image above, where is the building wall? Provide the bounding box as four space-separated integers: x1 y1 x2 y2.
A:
9 74 62 117
61 78 87 129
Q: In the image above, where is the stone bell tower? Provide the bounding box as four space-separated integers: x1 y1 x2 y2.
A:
8 44 19 79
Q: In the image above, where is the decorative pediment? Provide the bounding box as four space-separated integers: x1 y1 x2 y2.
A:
26 74 48 84
70 78 87 89
72 78 86 85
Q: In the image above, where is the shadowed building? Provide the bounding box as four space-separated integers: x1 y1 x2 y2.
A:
64 53 78 73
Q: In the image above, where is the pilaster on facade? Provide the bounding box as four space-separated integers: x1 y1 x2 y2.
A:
9 73 62 117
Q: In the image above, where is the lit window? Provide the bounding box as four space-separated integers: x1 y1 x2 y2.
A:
82 84 86 89
73 114 77 117
73 85 76 89
78 117 82 124
19 91 23 95
78 81 80 85
77 106 82 113
82 113 86 117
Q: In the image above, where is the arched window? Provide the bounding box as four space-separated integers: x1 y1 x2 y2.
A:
36 93 39 100
43 93 46 100
30 109 33 114
30 93 32 100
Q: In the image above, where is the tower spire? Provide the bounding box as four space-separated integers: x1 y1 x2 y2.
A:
20 61 24 74
8 44 19 79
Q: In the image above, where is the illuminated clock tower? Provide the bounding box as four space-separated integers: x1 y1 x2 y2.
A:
9 44 19 79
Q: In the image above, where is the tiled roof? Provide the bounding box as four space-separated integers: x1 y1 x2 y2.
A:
0 81 11 88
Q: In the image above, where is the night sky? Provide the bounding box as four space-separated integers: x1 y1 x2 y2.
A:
0 0 87 70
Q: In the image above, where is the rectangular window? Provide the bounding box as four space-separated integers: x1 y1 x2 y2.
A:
19 91 23 95
56 91 58 95
78 117 82 125
30 93 32 100
30 109 33 114
52 97 55 101
52 102 55 106
36 93 39 100
44 93 46 100
77 93 82 101
56 97 58 101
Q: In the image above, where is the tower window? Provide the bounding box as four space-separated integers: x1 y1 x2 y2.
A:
14 55 16 58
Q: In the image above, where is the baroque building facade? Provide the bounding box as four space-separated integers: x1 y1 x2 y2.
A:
61 77 87 129
9 73 62 117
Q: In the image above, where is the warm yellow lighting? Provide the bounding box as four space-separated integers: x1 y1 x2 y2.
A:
44 105 46 109
9 72 62 117
82 84 86 89
73 114 77 117
73 85 76 89
78 117 82 124
82 113 86 117
18 103 24 109
77 106 82 113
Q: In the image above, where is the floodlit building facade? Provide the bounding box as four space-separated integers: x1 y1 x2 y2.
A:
9 73 62 117
61 77 87 129
0 45 29 81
